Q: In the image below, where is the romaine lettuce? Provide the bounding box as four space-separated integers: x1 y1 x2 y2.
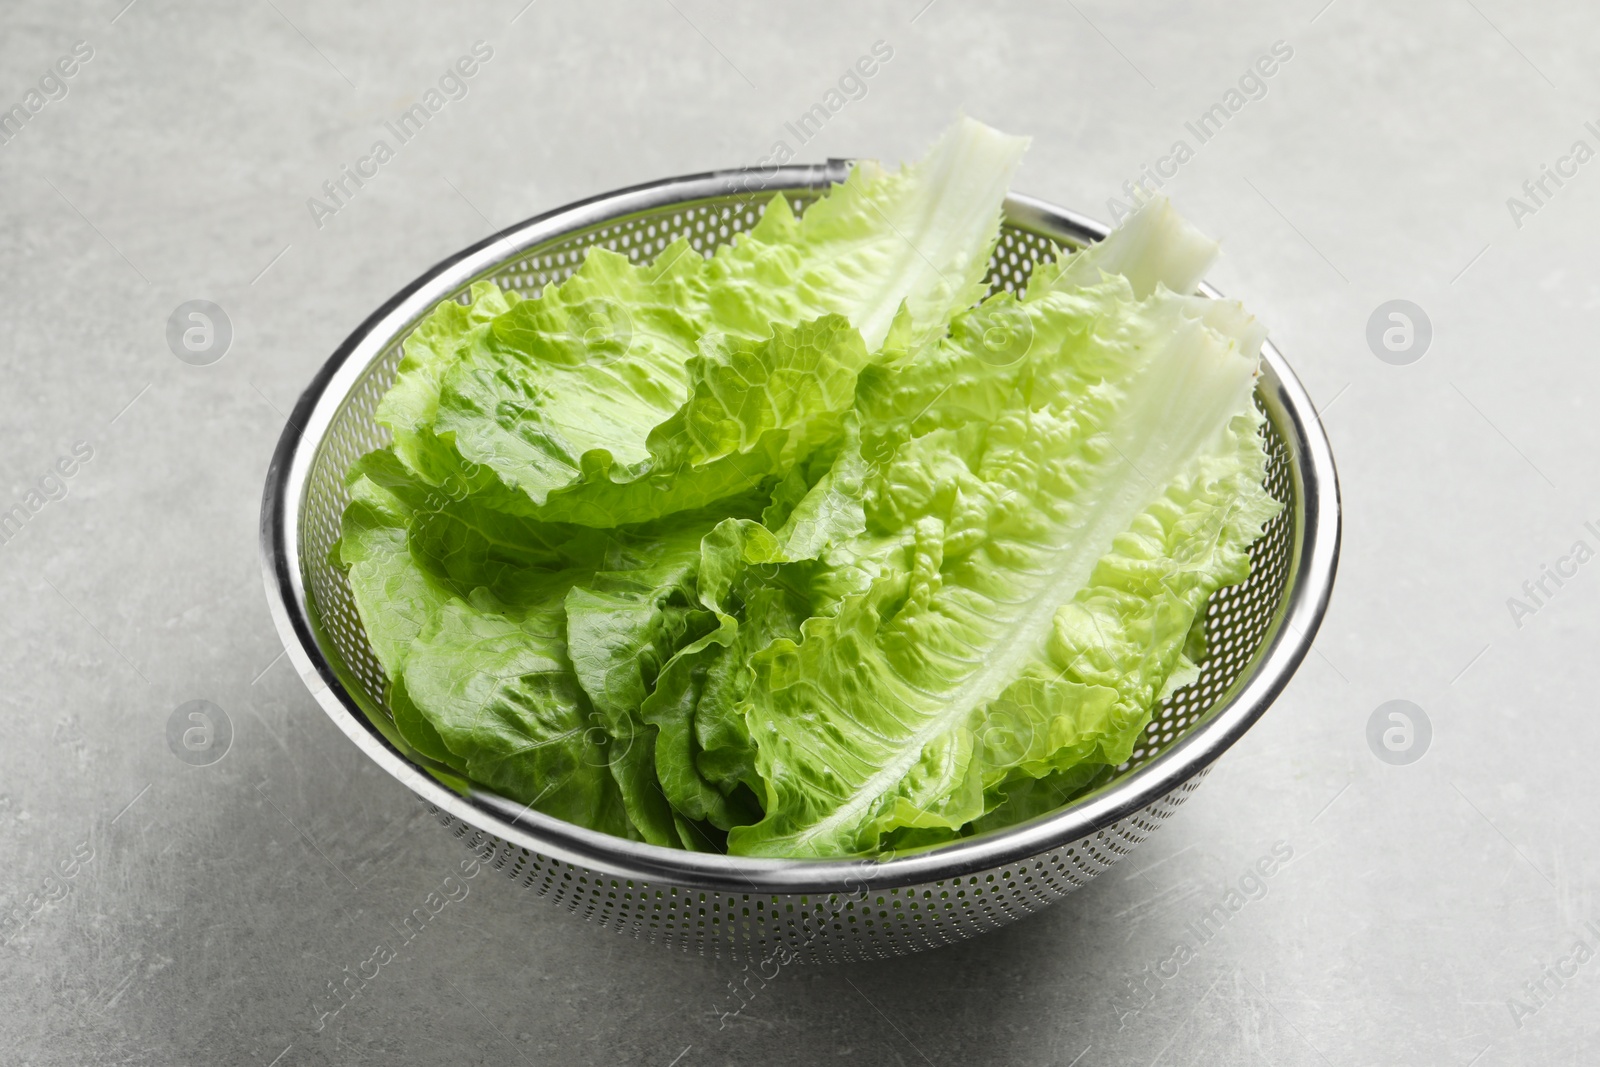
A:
335 120 1280 858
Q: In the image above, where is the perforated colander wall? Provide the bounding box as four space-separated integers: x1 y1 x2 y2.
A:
427 772 1208 964
296 188 1297 962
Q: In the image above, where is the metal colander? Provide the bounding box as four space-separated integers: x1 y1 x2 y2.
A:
260 163 1340 963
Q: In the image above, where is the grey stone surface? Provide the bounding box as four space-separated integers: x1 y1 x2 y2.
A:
1 0 1596 1063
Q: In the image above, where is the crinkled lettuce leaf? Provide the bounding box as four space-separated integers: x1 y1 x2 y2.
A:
339 465 632 834
340 454 760 844
637 419 869 830
726 274 1279 857
374 117 1026 529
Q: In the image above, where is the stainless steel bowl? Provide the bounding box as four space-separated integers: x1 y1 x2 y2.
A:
260 162 1340 963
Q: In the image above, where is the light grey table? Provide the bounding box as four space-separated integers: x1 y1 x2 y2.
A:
2 1 1594 1063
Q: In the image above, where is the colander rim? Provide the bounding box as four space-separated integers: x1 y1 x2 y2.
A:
259 162 1341 895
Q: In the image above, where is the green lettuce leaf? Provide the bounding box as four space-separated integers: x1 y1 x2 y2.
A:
402 589 634 837
338 470 454 679
433 244 710 508
635 425 869 830
561 525 722 847
340 454 691 841
726 275 1279 857
706 115 1028 352
527 314 873 528
382 118 1025 529
376 281 521 488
